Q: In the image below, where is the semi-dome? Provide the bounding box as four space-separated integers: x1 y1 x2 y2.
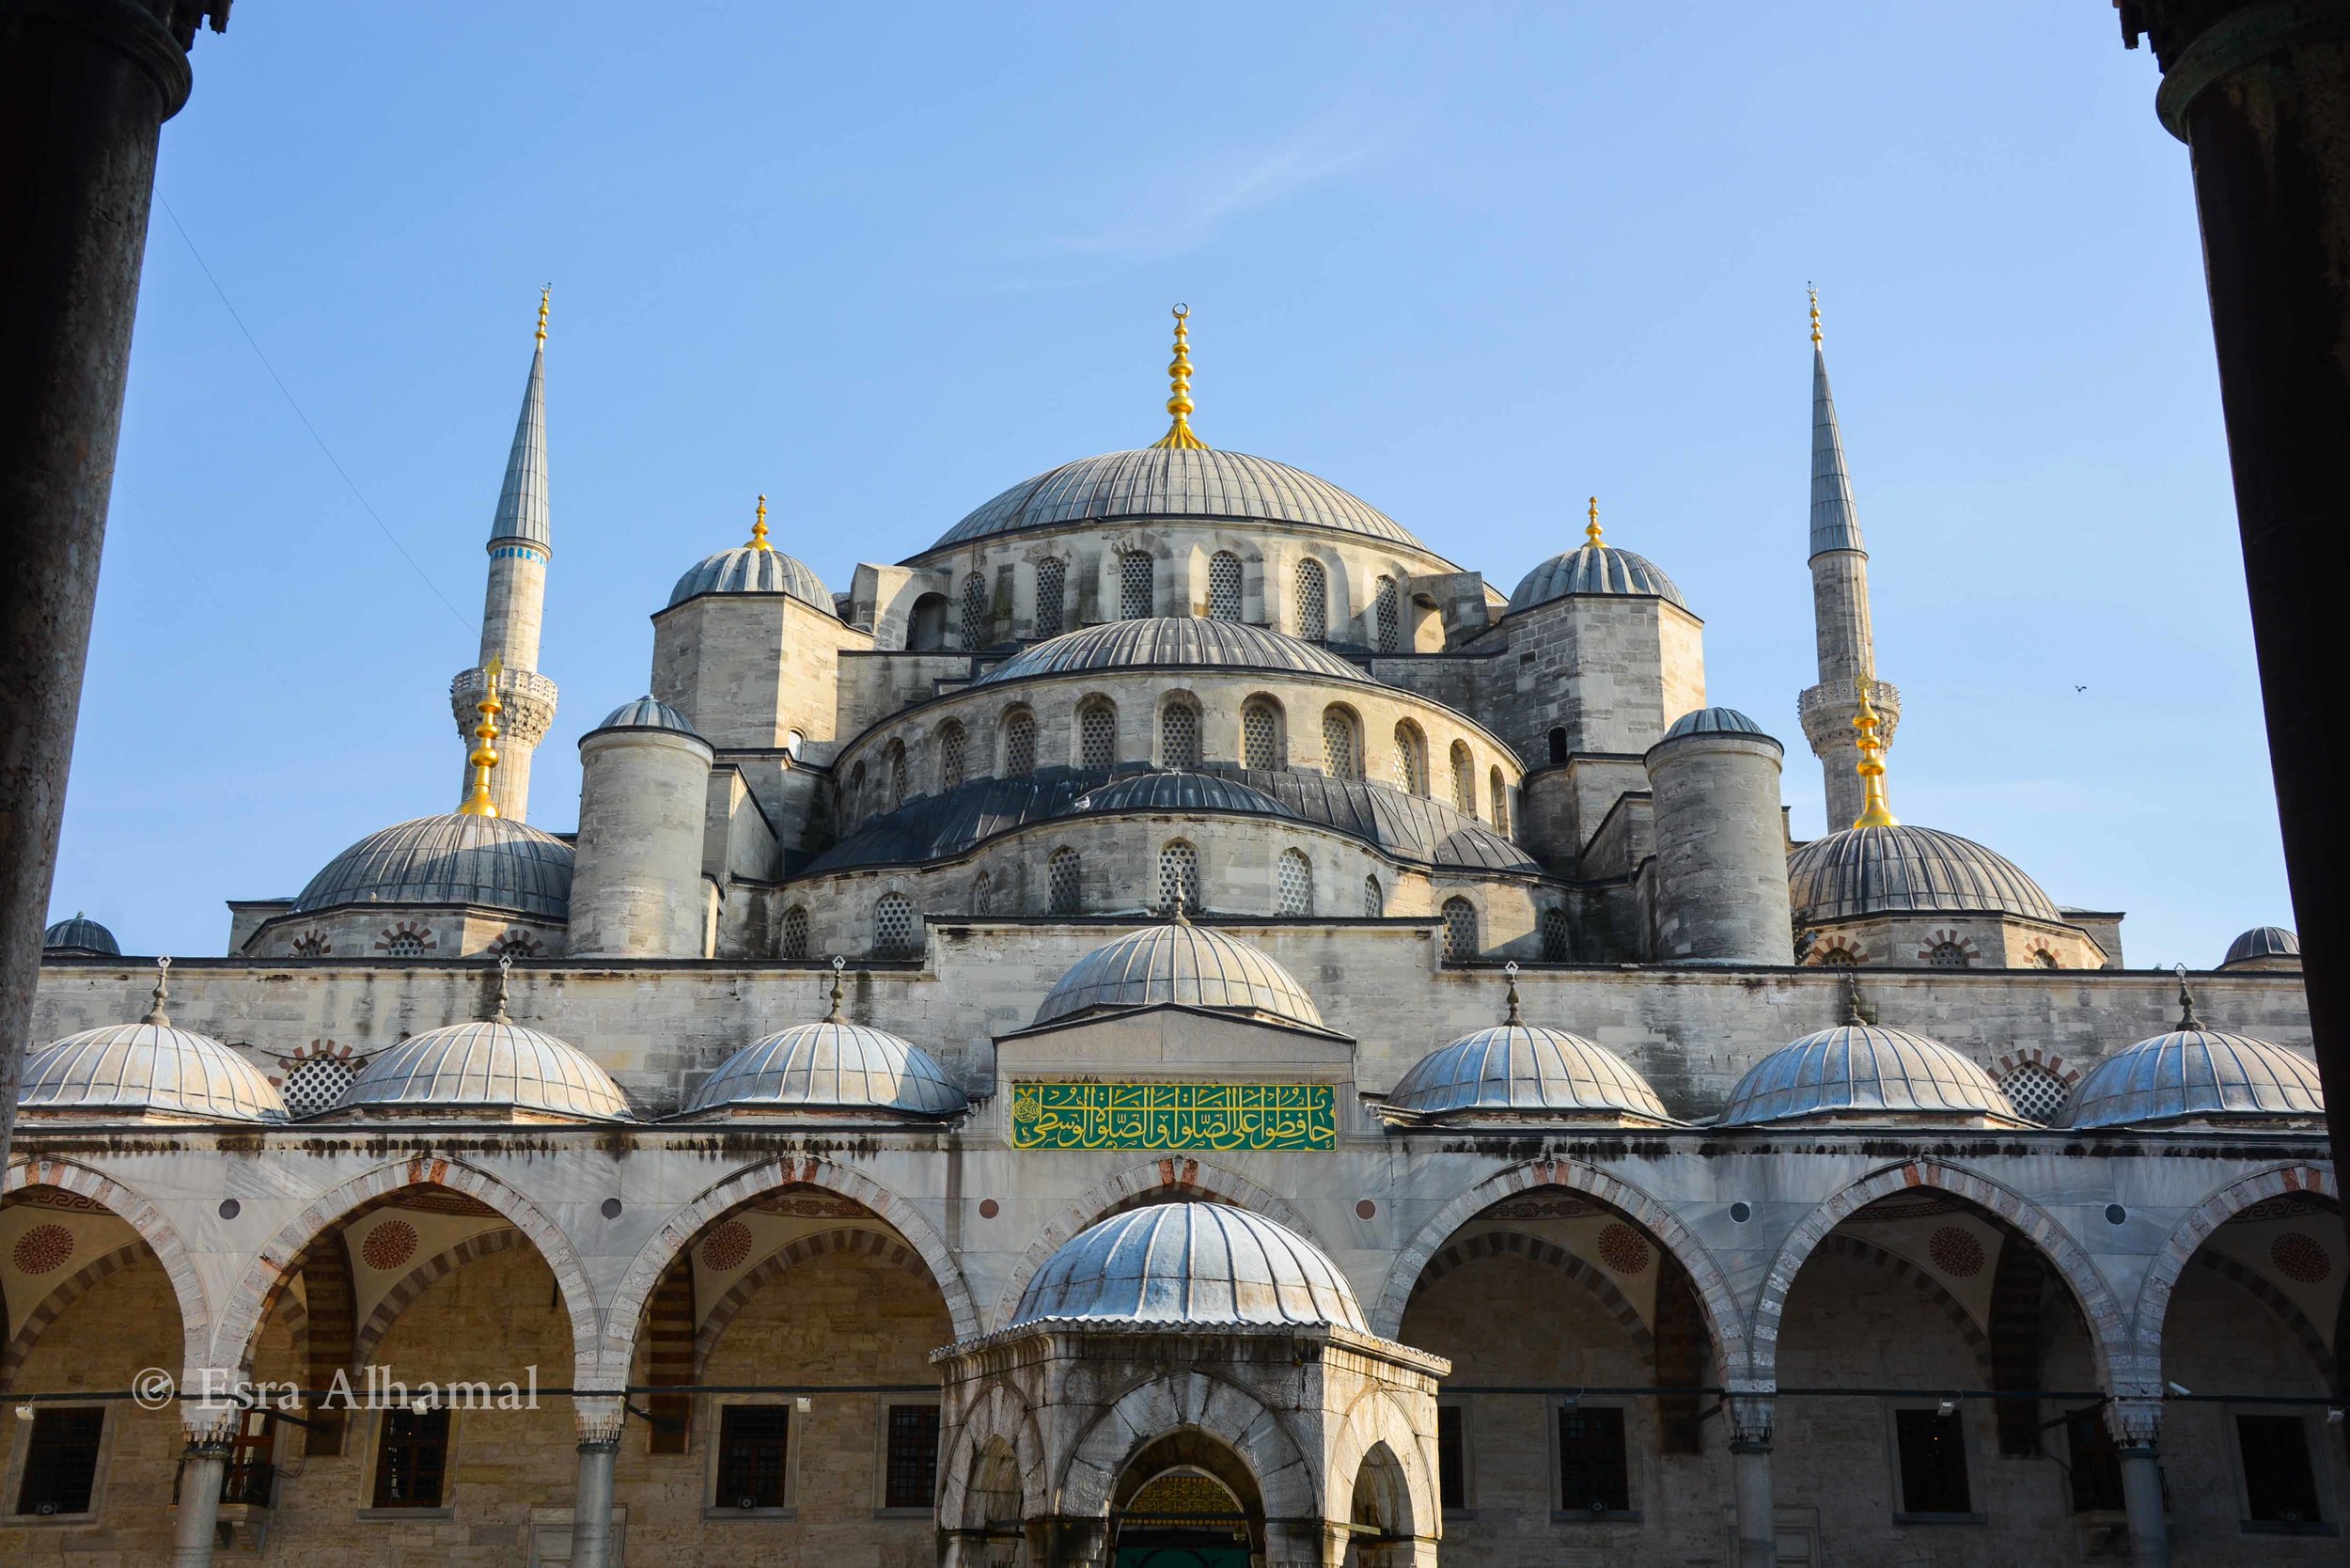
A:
1661 706 1771 743
926 447 1434 556
41 913 119 957
1011 1201 1365 1330
294 813 574 920
339 1018 632 1121
1509 541 1685 613
686 1014 966 1118
20 1009 286 1124
667 543 833 613
1034 919 1324 1029
2062 1019 2323 1131
2221 926 2300 968
594 696 697 734
1072 771 1296 820
1788 823 2060 926
1386 1013 1673 1124
1715 1022 2025 1127
972 617 1365 688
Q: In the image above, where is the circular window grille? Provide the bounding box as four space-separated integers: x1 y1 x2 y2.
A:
384 932 427 957
1450 745 1476 813
1004 711 1038 778
1322 711 1357 779
11 1224 75 1275
939 723 967 792
780 906 810 960
1362 875 1384 917
1293 558 1327 642
1374 576 1400 651
1392 725 1425 794
1596 1222 1651 1275
281 1056 356 1117
1277 850 1314 916
1208 553 1242 621
1928 1226 1986 1278
1157 842 1200 915
1048 850 1083 916
2272 1231 2332 1284
873 894 918 956
1120 551 1154 619
1161 703 1200 770
1440 899 1478 964
1541 908 1572 962
1243 705 1278 771
972 871 995 915
1926 941 1970 969
1999 1062 2069 1124
1080 706 1117 770
361 1219 419 1273
961 572 989 645
701 1220 754 1272
1034 558 1066 639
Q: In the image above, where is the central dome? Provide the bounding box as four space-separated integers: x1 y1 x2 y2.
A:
1012 1201 1365 1329
922 447 1434 555
1788 823 2060 926
294 813 575 919
1034 919 1324 1029
973 618 1366 688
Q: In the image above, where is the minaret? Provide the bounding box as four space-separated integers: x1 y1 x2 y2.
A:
450 289 558 821
1796 289 1900 829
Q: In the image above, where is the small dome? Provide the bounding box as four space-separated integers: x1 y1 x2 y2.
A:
687 1018 966 1117
595 696 697 734
1788 823 2060 926
1387 1021 1673 1123
1012 1201 1364 1330
340 1019 632 1121
1509 542 1685 613
973 618 1366 688
667 544 833 612
1072 771 1297 820
1715 1023 2023 1127
1034 920 1324 1029
20 1020 286 1123
928 447 1434 555
41 913 118 957
2062 1027 2323 1130
2222 926 2300 967
294 813 574 920
1661 706 1772 743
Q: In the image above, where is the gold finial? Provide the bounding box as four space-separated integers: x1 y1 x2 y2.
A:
1585 496 1603 548
1149 305 1208 451
1850 676 1897 829
747 493 772 552
1808 284 1821 347
143 955 172 1027
459 656 504 817
536 285 551 345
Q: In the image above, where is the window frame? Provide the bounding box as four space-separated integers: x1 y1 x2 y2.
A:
2230 1406 2336 1535
1884 1402 1983 1525
1546 1399 1639 1524
873 1395 943 1519
705 1400 800 1522
359 1405 456 1519
1435 1399 1474 1516
5 1405 110 1525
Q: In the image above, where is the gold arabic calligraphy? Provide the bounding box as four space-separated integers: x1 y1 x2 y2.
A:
1010 1081 1335 1151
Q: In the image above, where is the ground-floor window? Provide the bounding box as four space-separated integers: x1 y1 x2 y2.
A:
1556 1405 1629 1514
14 1408 102 1517
370 1408 450 1509
1892 1406 1971 1516
715 1404 791 1511
884 1403 941 1509
2236 1413 2323 1526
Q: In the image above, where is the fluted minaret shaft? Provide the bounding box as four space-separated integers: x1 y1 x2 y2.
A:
452 295 557 821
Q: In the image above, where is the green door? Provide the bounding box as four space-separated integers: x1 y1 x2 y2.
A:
1114 1545 1250 1568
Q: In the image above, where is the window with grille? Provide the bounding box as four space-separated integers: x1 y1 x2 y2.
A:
1243 703 1278 770
1375 576 1400 652
1490 767 1510 833
1394 723 1427 795
780 905 809 959
1894 1407 1972 1515
1158 840 1200 915
1161 701 1200 769
938 722 967 791
971 872 993 915
1816 945 1860 966
1208 552 1242 620
1003 710 1037 777
2031 949 2060 969
1294 558 1327 642
14 1408 102 1516
1437 1404 1467 1512
1927 941 1969 968
1048 848 1082 915
1999 1062 2068 1123
1556 1406 1630 1513
961 572 989 646
1441 898 1478 963
370 1407 451 1509
1277 849 1314 915
1079 702 1117 769
2237 1414 2322 1524
1450 742 1476 813
1034 558 1065 638
1120 552 1153 619
873 893 918 956
384 931 426 957
885 742 908 810
1541 907 1572 962
884 1404 941 1511
714 1405 790 1511
290 931 329 958
1323 709 1359 779
280 1056 355 1117
1363 875 1385 917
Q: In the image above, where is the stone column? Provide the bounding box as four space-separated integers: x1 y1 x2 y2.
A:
1728 1391 1777 1568
170 1407 236 1568
2107 1397 2169 1568
570 1395 623 1568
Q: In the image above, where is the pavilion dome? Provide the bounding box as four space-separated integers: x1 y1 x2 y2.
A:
2221 926 2300 968
1715 1021 2024 1127
1011 1201 1365 1330
1788 823 2060 926
1033 919 1324 1029
1661 706 1772 743
686 1016 966 1117
973 618 1365 688
1509 541 1685 613
41 913 119 958
293 813 574 920
19 1017 286 1123
1387 1018 1673 1123
593 696 697 735
339 1018 632 1121
668 542 834 612
2061 1025 2323 1130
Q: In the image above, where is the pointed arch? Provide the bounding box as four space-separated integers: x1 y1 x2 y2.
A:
1804 1233 1994 1382
1405 1229 1655 1367
1326 1386 1436 1545
694 1227 939 1376
938 1381 1050 1528
350 1228 531 1368
2127 1161 2336 1395
0 1241 146 1390
6 1157 210 1381
1060 1370 1314 1523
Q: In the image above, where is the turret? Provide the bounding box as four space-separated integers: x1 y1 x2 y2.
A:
1795 290 1900 830
569 698 714 958
450 289 559 821
1644 707 1792 964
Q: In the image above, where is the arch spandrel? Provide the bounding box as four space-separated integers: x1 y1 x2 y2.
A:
6 1157 212 1387
2127 1160 2337 1394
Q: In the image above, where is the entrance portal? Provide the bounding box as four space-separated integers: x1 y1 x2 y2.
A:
1114 1467 1252 1568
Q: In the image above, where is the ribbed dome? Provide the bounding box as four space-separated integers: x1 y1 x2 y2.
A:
1034 920 1324 1029
294 813 574 919
1509 543 1685 612
667 544 833 612
973 618 1365 688
2222 926 2300 967
687 1018 966 1117
2062 1028 2323 1130
1072 771 1296 819
1715 1023 2023 1126
595 696 697 733
19 1020 287 1122
1662 706 1770 742
927 447 1432 554
1387 1021 1672 1122
1788 824 2060 925
1012 1201 1364 1329
340 1019 632 1121
41 913 118 957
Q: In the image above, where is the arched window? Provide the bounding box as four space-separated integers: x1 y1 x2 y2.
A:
1816 944 1860 967
1243 700 1280 771
1547 727 1568 765
1440 897 1478 963
885 739 909 810
1294 558 1327 643
873 893 919 956
1157 839 1200 915
1489 766 1511 833
1392 722 1427 796
847 761 867 824
1374 575 1400 652
1120 551 1154 619
1362 874 1385 917
780 905 809 959
908 592 948 651
1034 557 1066 639
2030 949 2061 970
1322 707 1361 780
1927 941 1970 968
1160 699 1201 769
1048 848 1082 915
1540 907 1572 962
784 729 806 760
1003 708 1037 778
1078 699 1118 770
1208 552 1243 620
971 871 994 916
1277 849 1314 915
2000 1062 2069 1123
938 720 967 792
280 1056 355 1116
1449 741 1476 814
961 571 989 647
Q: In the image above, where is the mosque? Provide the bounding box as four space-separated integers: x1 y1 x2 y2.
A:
5 292 2331 1568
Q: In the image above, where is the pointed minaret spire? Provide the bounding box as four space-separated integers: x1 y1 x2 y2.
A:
450 290 559 821
1150 305 1208 450
1809 287 1863 557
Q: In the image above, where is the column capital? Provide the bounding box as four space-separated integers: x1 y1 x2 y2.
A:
2105 1395 2165 1450
1727 1390 1777 1451
573 1393 626 1447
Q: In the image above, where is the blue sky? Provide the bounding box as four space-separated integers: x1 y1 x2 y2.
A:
60 3 2282 970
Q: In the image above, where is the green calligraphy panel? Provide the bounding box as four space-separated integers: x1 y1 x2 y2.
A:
1009 1082 1335 1151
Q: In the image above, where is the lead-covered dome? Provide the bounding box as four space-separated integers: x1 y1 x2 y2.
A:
973 618 1365 688
20 1019 286 1123
1012 1201 1364 1329
1387 1019 1673 1124
667 544 833 613
2221 926 2300 968
294 813 574 919
594 696 697 734
1788 824 2060 925
1715 1022 2024 1126
1662 706 1770 742
1072 771 1296 820
41 913 118 957
927 447 1432 555
2062 1025 2323 1130
340 1019 632 1121
1509 541 1685 613
1034 919 1324 1029
686 1017 966 1117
